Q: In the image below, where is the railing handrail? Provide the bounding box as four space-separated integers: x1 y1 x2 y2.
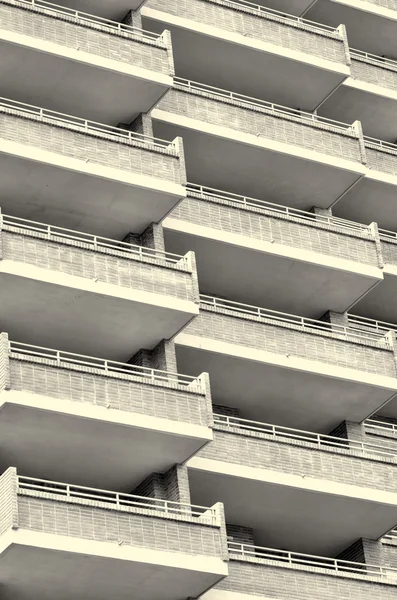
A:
7 0 163 43
365 418 397 435
214 413 397 459
174 77 355 133
0 97 175 151
17 475 218 524
364 135 397 152
379 227 397 242
228 541 397 577
0 213 189 267
383 529 397 541
204 0 339 34
348 314 397 335
350 48 397 70
187 183 371 233
200 295 390 345
8 340 205 392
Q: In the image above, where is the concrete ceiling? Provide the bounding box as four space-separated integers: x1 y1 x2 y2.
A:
352 271 397 324
57 0 145 20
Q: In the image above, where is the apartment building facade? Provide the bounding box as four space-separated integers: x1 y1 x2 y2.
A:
2 0 397 599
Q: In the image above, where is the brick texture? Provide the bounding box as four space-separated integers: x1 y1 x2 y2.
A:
351 56 397 92
366 143 397 176
184 305 396 377
171 192 379 266
0 332 10 392
364 0 397 9
155 86 362 162
131 465 191 504
227 524 255 545
0 467 18 535
146 0 347 64
381 239 397 265
0 0 173 75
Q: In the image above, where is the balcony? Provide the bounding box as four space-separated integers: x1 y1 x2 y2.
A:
174 295 397 432
142 0 350 111
0 337 211 489
333 137 397 230
0 99 186 237
320 50 397 142
0 469 228 600
0 214 199 359
0 0 173 123
187 414 397 556
306 0 397 59
151 79 366 210
162 183 383 317
365 418 397 441
52 0 147 20
203 542 397 600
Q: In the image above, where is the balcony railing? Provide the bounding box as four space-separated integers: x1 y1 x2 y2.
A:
383 529 397 543
187 183 371 234
214 414 397 460
0 213 190 270
11 0 164 44
364 136 397 152
18 475 219 525
350 48 397 70
174 77 354 133
9 341 206 393
379 228 397 242
0 97 176 153
348 314 397 336
228 542 397 579
365 418 397 437
200 295 391 345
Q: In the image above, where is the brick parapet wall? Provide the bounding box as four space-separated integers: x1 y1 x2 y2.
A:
156 87 363 163
0 332 11 392
0 0 173 76
380 237 397 265
146 0 347 64
170 193 380 267
365 142 397 176
351 55 397 92
0 467 19 535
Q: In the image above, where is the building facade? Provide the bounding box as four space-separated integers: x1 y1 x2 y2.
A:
1 0 397 599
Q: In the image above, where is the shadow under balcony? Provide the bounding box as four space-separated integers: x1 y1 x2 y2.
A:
49 0 146 20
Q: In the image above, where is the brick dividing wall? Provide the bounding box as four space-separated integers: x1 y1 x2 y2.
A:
227 524 255 545
0 332 11 391
156 87 363 163
0 467 19 534
0 0 172 75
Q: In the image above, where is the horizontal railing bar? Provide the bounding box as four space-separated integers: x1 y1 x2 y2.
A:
214 414 397 458
9 0 163 42
0 213 187 265
187 183 371 233
0 97 175 150
201 295 389 344
228 542 397 576
379 228 397 241
364 135 397 152
365 418 397 435
348 314 397 334
175 78 354 132
350 48 397 69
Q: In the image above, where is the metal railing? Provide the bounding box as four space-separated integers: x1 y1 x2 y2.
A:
214 414 397 459
365 418 397 437
174 78 354 133
201 295 390 345
228 542 397 579
383 529 397 542
187 183 371 234
0 97 175 152
364 135 397 152
9 0 163 43
9 341 205 393
351 48 397 70
204 0 338 33
379 227 397 242
18 475 218 525
348 314 397 335
0 213 189 269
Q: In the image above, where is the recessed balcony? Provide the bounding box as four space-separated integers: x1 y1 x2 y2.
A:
188 414 397 556
0 469 228 600
142 0 350 111
306 0 397 59
174 295 397 432
0 337 211 489
0 214 199 359
0 0 173 123
151 80 366 209
51 0 146 20
0 99 186 237
163 183 383 317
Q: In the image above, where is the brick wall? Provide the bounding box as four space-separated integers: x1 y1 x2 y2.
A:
364 0 397 10
0 467 18 535
351 56 397 92
0 0 173 76
171 193 380 266
227 524 255 545
381 239 397 265
129 339 178 372
146 0 347 64
156 87 362 163
1 230 195 301
184 307 396 377
131 465 191 504
0 332 10 392
366 144 397 176
0 110 184 184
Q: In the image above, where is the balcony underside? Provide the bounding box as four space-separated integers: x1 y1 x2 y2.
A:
163 219 381 318
0 266 197 360
188 457 397 556
333 177 397 231
353 269 397 324
55 0 145 20
0 534 226 600
174 335 397 432
320 80 397 142
307 0 397 58
142 9 348 111
152 111 363 211
0 149 184 238
0 393 211 490
259 0 315 15
0 36 171 124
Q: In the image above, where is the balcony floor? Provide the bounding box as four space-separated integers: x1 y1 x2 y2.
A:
188 456 397 556
0 37 171 124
